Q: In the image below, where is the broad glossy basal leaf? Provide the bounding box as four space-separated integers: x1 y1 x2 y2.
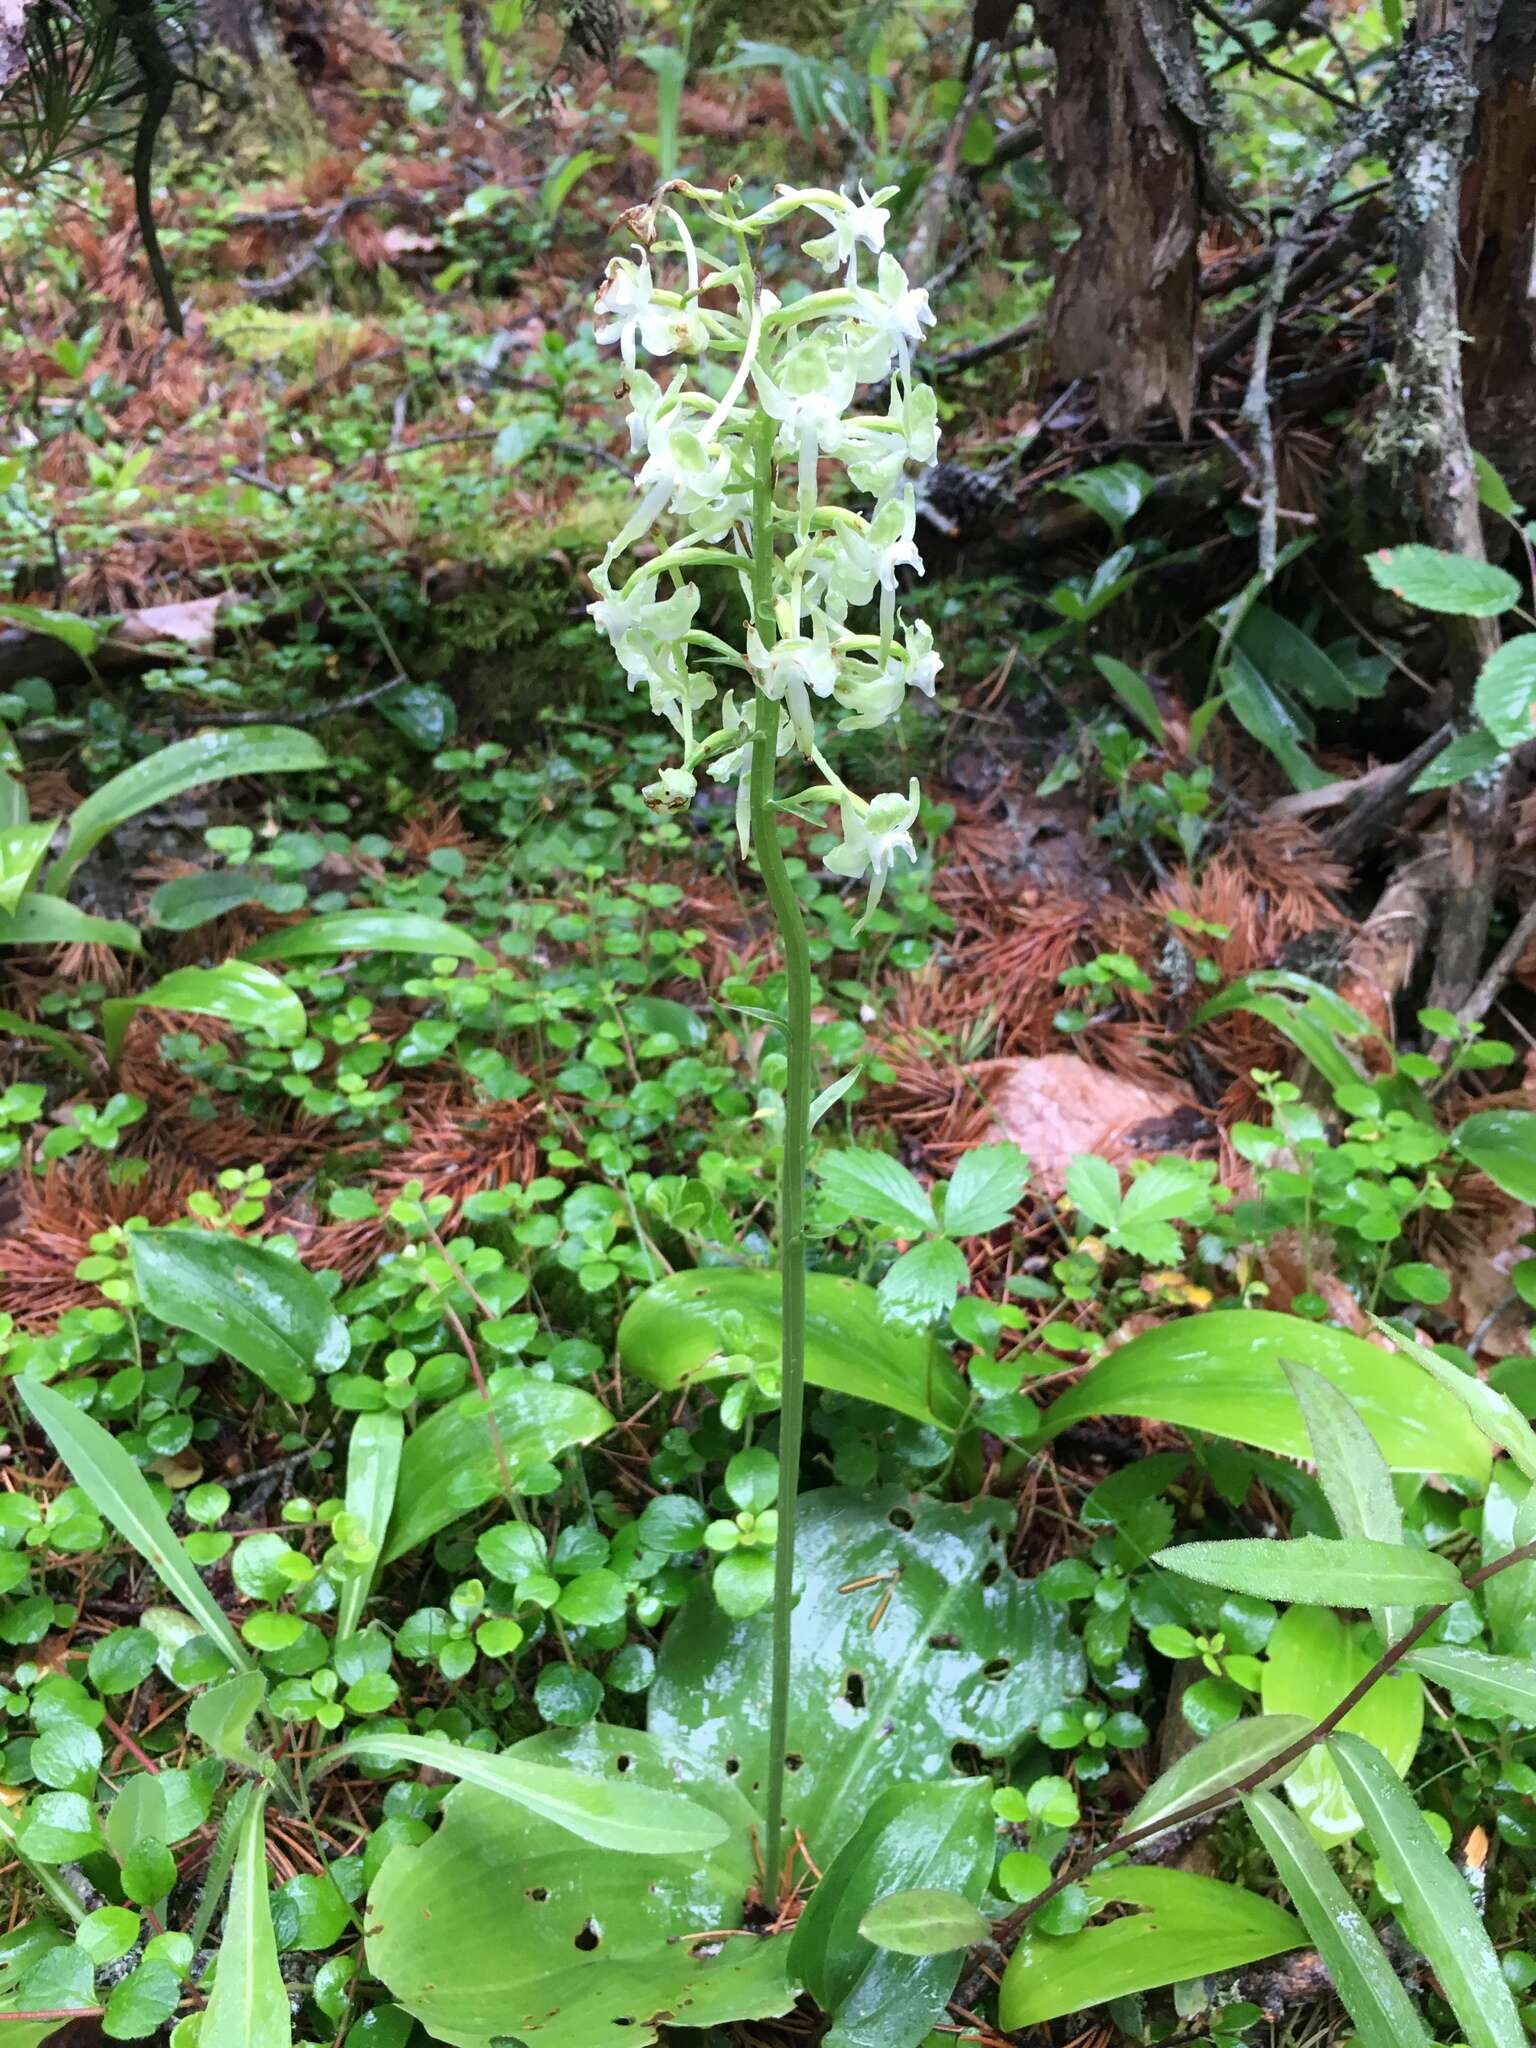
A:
1039 1309 1490 1479
365 1726 792 2048
648 1487 1082 1867
1260 1608 1422 1844
381 1373 610 1564
791 1778 994 2048
617 1268 970 1430
999 1866 1302 2029
128 1229 347 1405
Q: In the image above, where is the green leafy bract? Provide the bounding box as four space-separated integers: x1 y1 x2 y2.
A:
648 1488 1083 1867
999 1866 1302 2028
366 1726 793 2048
188 1673 269 1773
791 1779 994 2048
1039 1309 1491 1479
335 1410 402 1640
617 1268 969 1430
128 1229 347 1405
381 1373 610 1564
1122 1713 1313 1836
1283 1358 1408 1642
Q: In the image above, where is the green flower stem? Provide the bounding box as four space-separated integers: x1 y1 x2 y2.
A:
747 410 811 1898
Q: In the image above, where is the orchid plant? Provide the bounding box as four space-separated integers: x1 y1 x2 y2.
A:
589 177 940 1893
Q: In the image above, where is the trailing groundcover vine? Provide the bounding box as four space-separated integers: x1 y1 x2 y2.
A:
7 177 1536 2048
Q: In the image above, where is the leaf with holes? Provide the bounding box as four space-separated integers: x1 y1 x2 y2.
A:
791 1778 994 2048
618 1268 969 1431
648 1488 1083 1868
365 1726 793 2048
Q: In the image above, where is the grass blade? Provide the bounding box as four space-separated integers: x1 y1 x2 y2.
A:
17 1376 252 1674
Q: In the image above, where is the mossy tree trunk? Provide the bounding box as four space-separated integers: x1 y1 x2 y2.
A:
177 0 320 172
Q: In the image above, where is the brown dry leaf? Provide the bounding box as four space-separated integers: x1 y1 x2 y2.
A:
108 593 237 655
979 1053 1206 1191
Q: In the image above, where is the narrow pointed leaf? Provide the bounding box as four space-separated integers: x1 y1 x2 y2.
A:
1153 1535 1462 1608
1403 1645 1536 1724
1122 1714 1313 1836
335 1411 403 1640
1283 1358 1408 1642
199 1787 292 2048
242 910 491 964
1367 1312 1536 1486
337 1732 728 1853
188 1674 269 1772
0 896 140 950
0 1004 95 1076
17 1377 250 1673
1243 1791 1429 2048
1329 1732 1523 2048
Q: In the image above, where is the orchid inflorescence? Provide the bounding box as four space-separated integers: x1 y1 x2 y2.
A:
587 177 941 923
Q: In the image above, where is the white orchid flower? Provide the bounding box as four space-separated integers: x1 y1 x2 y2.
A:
590 184 939 871
824 778 921 923
595 249 707 369
754 336 859 530
847 252 935 380
786 182 895 279
641 764 698 815
748 608 845 752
